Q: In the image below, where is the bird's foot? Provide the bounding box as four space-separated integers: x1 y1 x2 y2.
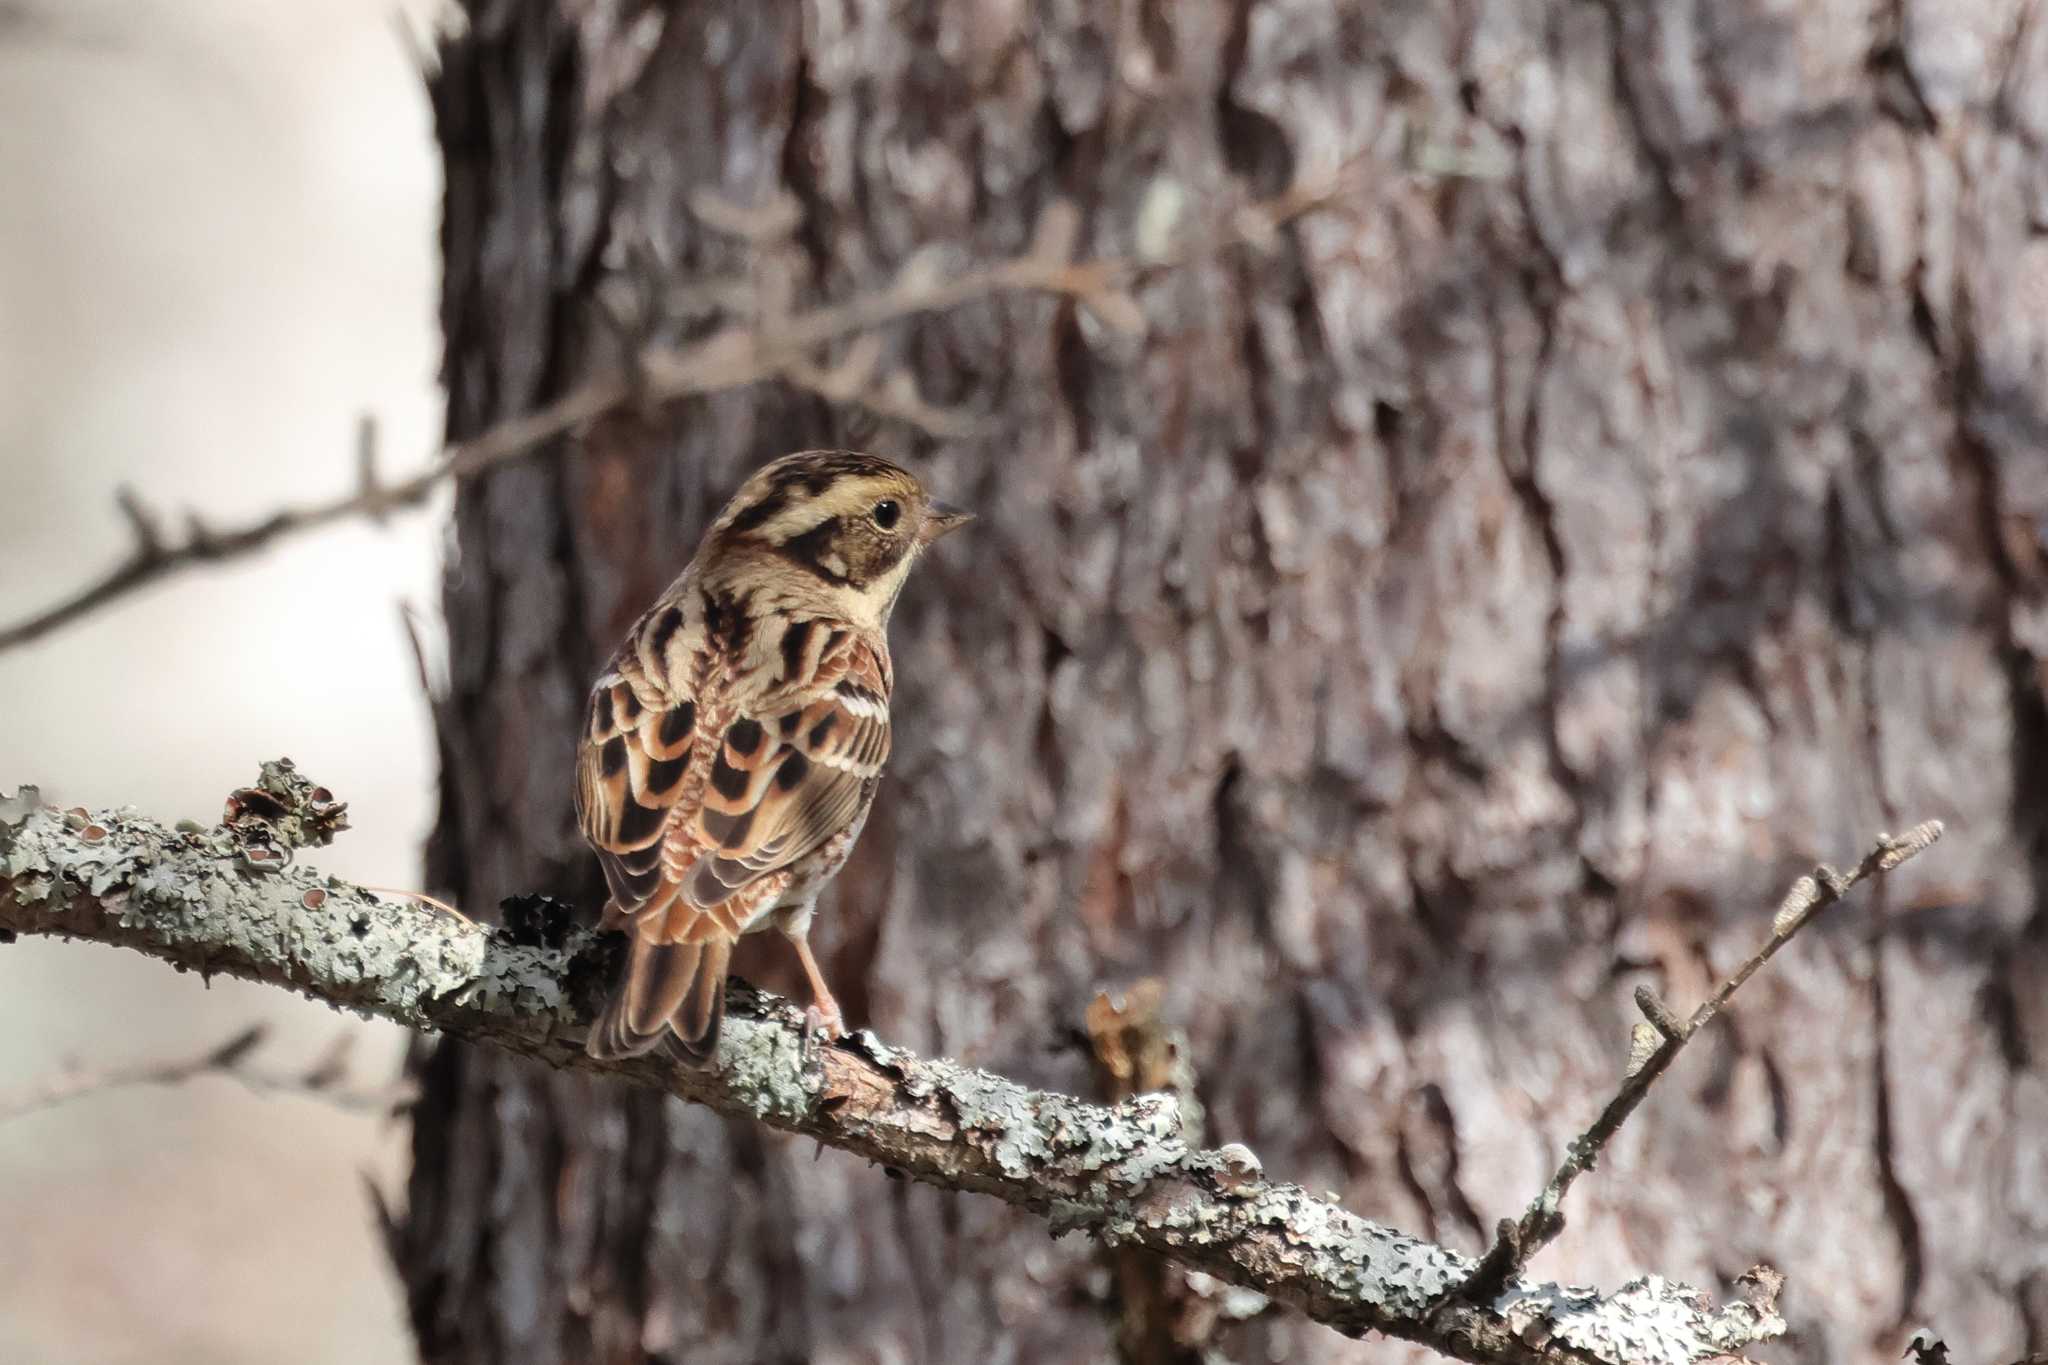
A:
799 1001 845 1075
803 1001 846 1044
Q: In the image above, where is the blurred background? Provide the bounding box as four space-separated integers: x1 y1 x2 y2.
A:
0 2 439 1360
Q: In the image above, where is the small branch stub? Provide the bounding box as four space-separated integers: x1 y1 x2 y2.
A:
1632 985 1685 1041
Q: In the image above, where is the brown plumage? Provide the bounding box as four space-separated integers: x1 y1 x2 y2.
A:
576 450 971 1062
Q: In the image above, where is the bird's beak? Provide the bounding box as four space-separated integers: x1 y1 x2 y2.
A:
920 500 975 544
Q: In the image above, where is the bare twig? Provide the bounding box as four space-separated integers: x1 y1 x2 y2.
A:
779 342 977 439
1903 1329 2048 1365
0 1021 411 1124
1447 822 1946 1306
0 767 1796 1365
0 157 1371 656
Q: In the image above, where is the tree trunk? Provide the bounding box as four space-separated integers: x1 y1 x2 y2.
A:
398 3 2048 1362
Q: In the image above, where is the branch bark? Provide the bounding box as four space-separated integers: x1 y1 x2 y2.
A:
0 775 1804 1365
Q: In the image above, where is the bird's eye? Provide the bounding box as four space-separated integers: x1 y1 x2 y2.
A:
871 499 901 529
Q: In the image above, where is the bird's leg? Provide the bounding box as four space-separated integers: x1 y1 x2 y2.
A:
785 931 846 1043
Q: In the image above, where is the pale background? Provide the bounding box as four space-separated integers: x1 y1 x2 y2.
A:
0 2 444 1361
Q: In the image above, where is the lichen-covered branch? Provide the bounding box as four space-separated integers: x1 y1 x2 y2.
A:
1 774 1795 1365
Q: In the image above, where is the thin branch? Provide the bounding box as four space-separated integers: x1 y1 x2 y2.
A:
0 767 1799 1365
0 157 1369 657
1447 822 1946 1307
0 1021 410 1124
1903 1332 2048 1365
778 339 979 439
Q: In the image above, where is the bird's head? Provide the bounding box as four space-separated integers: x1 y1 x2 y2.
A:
705 450 972 627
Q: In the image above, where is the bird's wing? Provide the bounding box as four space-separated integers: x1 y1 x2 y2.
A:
678 626 891 924
574 607 702 924
579 610 890 946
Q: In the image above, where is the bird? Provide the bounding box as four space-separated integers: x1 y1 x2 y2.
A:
575 449 971 1063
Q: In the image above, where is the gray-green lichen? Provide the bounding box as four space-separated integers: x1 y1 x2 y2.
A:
711 1014 818 1120
1498 1275 1787 1361
0 790 584 1031
0 780 1789 1365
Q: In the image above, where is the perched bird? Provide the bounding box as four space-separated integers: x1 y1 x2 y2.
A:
576 450 971 1062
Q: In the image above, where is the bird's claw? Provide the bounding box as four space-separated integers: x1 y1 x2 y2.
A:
799 1003 846 1074
803 1002 846 1043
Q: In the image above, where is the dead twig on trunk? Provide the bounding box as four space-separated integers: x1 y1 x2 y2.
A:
1443 822 1945 1309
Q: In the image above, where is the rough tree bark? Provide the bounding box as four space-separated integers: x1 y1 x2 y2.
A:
399 3 2048 1363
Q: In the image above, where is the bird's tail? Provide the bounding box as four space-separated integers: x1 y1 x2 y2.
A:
586 932 731 1065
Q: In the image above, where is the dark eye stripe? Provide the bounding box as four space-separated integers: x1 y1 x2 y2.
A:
724 487 790 535
777 518 851 585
